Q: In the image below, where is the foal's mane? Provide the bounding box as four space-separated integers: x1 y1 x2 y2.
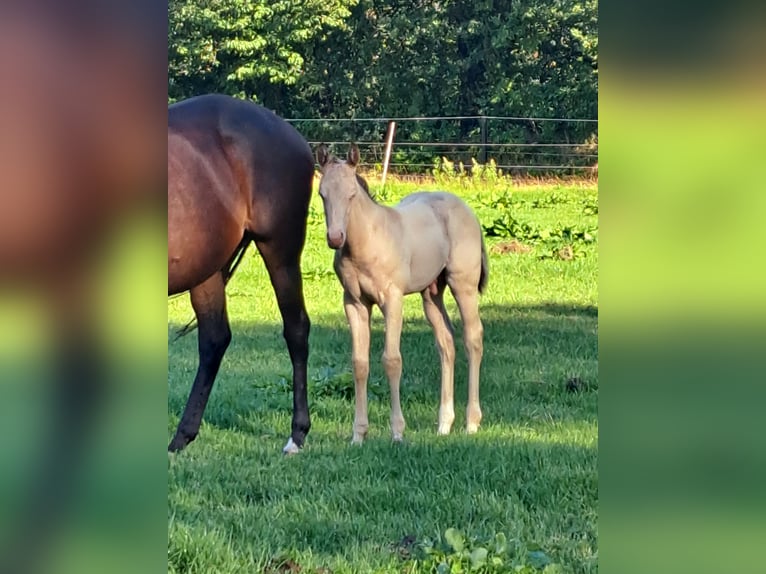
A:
355 174 376 202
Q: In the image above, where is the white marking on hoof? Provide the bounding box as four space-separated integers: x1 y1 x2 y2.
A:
282 437 301 455
351 435 365 446
437 423 453 435
392 433 403 442
466 423 479 434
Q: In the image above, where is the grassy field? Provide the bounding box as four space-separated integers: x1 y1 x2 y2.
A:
168 174 598 574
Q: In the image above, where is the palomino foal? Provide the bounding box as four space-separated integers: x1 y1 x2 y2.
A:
316 145 488 444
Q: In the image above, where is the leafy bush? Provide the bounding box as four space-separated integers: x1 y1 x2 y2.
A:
479 189 597 260
310 366 385 401
412 528 562 574
432 157 512 188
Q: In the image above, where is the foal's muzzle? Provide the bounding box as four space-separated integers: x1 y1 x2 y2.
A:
327 230 345 249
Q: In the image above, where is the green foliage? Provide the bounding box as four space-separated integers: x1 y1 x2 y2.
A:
581 197 598 215
414 528 562 573
250 366 386 402
432 157 471 187
310 366 386 400
168 1 598 170
432 158 512 188
168 0 357 103
479 189 597 259
483 215 596 246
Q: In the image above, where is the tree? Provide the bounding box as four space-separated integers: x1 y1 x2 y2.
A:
168 0 598 171
168 0 357 109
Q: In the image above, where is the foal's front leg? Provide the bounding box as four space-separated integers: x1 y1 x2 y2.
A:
381 293 406 441
344 294 371 444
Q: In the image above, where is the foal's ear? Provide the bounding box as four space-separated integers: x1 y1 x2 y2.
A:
347 144 360 168
316 144 331 170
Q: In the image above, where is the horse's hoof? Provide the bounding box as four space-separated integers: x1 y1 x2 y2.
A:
392 433 404 442
168 435 190 452
466 423 479 434
437 424 453 436
350 436 365 446
282 437 301 455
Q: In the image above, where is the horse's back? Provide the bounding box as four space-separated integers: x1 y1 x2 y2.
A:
398 191 484 283
169 94 312 176
396 191 482 243
169 95 313 235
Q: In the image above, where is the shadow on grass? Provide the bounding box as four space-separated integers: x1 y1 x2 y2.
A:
168 302 598 440
168 432 597 572
168 302 597 572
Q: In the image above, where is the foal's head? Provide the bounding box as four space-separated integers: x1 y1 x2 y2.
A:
316 144 368 250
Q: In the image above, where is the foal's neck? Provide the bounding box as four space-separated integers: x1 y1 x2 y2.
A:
344 188 390 258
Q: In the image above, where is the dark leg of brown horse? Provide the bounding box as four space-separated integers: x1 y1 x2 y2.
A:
168 273 231 452
256 240 311 453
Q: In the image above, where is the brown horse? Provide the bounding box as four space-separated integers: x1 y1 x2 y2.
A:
168 94 313 454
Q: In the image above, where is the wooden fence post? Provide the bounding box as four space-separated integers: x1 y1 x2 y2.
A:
381 121 396 188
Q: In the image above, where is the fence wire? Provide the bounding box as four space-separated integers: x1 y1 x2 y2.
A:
287 116 598 176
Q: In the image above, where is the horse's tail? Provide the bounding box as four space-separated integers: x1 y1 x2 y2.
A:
478 239 489 294
174 237 251 340
221 236 252 286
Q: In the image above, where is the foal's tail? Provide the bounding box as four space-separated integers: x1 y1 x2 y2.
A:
478 239 489 294
174 237 252 340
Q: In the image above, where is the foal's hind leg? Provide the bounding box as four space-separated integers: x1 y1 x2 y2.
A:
448 279 484 433
421 278 457 435
169 273 231 452
256 240 311 454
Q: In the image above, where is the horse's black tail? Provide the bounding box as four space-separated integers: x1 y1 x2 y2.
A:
221 236 252 286
173 237 251 340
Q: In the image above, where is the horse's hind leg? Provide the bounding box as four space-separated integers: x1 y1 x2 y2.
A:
448 279 484 433
169 273 231 452
255 240 311 454
421 275 457 435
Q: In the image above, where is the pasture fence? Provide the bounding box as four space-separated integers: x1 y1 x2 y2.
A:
286 115 598 178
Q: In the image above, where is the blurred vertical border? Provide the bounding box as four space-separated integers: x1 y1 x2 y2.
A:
0 2 167 574
600 1 766 573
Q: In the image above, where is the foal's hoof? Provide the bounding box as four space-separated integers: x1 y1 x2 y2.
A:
351 426 368 445
466 423 480 434
392 433 404 442
351 432 368 445
282 437 301 455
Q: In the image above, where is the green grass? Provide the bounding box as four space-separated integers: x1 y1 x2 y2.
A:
168 176 598 574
